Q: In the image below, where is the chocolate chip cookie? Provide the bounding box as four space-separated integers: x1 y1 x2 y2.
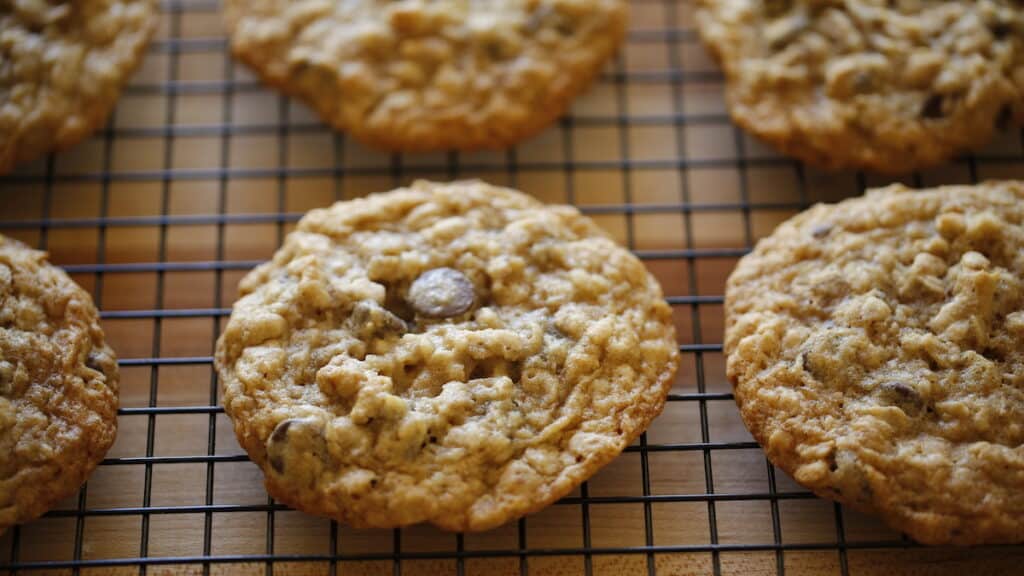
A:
0 235 120 534
696 1 1024 173
0 0 158 173
215 180 678 531
725 182 1024 544
222 0 627 151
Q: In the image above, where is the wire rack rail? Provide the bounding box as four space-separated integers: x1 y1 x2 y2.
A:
3 1 1024 575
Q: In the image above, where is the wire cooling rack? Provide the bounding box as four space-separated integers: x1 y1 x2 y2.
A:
3 1 1024 575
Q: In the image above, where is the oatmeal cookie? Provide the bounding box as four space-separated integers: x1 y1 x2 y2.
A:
222 0 627 151
0 235 120 534
0 0 158 173
696 1 1024 173
725 182 1024 544
215 180 678 531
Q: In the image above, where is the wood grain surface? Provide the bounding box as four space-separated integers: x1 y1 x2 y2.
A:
2 1 1024 574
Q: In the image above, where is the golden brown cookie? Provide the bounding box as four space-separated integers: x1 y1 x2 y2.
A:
725 182 1024 545
215 180 678 531
0 235 120 534
696 1 1024 173
222 0 627 151
0 0 158 173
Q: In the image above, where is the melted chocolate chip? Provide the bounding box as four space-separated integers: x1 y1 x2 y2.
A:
267 419 294 474
350 300 407 337
851 71 876 94
990 21 1013 39
407 268 476 318
555 18 575 36
921 94 946 119
876 382 925 417
995 103 1014 130
85 349 107 373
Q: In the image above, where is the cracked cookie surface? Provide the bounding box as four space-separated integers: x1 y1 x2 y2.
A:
0 235 119 534
696 0 1024 172
215 180 678 531
0 0 158 173
222 0 626 151
725 182 1024 544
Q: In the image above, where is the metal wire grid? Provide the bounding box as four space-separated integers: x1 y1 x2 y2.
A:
2 0 1024 574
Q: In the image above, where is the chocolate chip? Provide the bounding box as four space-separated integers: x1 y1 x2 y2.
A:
810 223 834 238
267 419 294 473
0 360 13 396
851 71 876 94
350 300 407 338
270 419 292 444
266 417 330 477
85 349 109 374
920 94 945 119
876 382 925 417
764 0 793 17
990 21 1013 39
996 103 1014 130
485 41 506 60
407 267 475 318
555 18 575 36
266 417 326 474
